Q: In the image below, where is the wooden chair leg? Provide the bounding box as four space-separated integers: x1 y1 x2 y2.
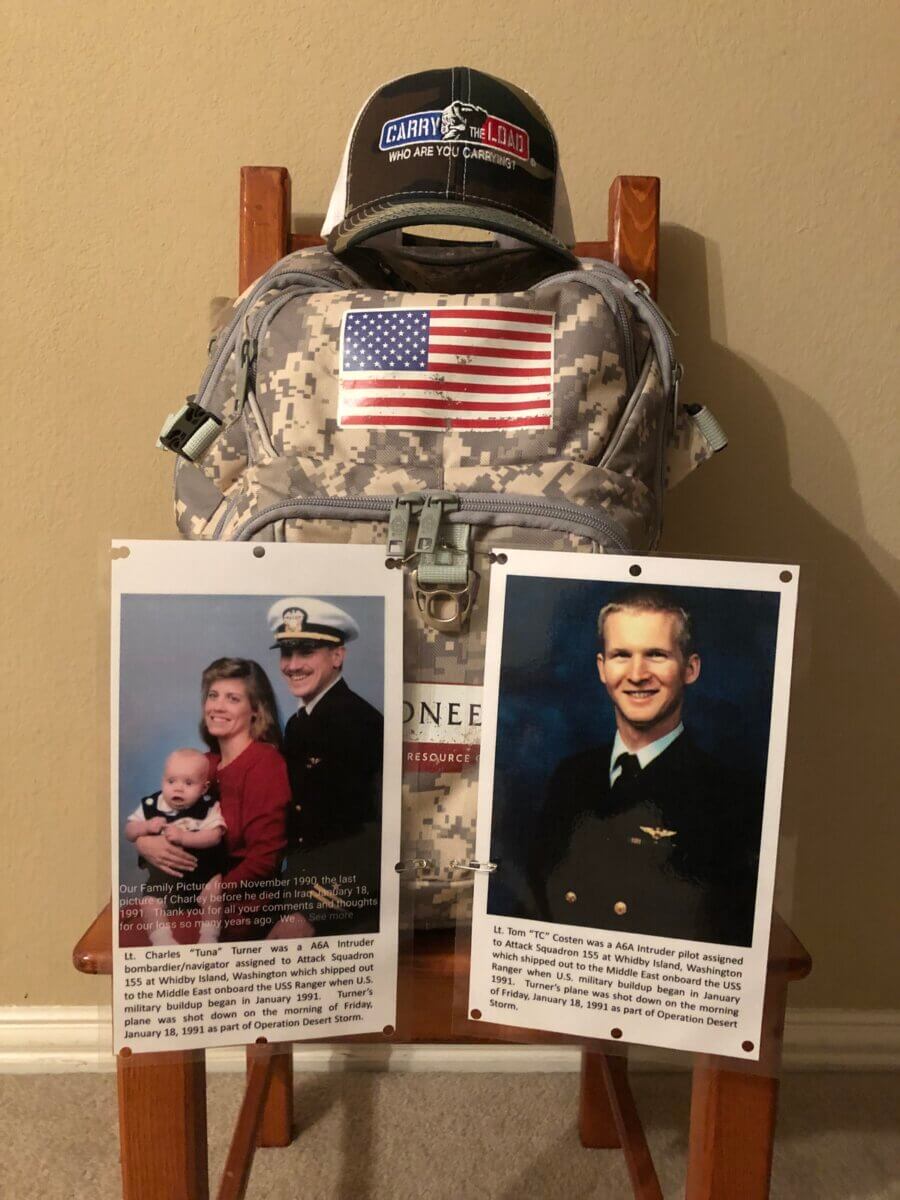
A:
217 1046 280 1200
686 965 789 1200
599 1052 664 1200
250 1042 293 1146
117 1048 209 1200
580 1046 664 1199
686 1065 779 1200
579 1047 621 1148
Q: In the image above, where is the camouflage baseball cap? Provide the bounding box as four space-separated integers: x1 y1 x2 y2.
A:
322 67 577 266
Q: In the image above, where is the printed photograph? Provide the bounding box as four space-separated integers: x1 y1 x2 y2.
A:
486 575 782 947
116 590 385 947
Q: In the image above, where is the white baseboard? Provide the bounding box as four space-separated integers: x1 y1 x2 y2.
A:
0 1006 897 1074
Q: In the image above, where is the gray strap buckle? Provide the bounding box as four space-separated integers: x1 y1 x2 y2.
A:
158 400 222 462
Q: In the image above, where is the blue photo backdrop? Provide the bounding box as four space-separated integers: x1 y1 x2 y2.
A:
487 576 781 913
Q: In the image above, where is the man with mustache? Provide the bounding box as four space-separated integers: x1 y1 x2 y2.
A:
528 587 763 946
267 597 383 935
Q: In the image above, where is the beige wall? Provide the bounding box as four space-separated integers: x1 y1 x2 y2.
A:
1 1 897 1010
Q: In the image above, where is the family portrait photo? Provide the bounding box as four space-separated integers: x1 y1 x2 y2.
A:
115 579 388 948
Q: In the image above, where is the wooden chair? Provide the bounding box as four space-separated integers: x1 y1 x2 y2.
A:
74 170 811 1200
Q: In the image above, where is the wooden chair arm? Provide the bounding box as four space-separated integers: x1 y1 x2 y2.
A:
73 902 811 1047
769 911 813 982
73 902 113 975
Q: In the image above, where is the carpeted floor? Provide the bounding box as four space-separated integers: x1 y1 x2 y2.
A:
1 1071 897 1199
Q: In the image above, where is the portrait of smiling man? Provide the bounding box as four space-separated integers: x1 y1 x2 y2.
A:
266 596 384 936
524 586 765 946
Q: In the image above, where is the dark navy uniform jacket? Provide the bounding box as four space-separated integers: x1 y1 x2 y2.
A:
525 734 763 946
282 677 383 932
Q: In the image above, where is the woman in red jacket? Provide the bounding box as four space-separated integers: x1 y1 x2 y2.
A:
134 657 296 941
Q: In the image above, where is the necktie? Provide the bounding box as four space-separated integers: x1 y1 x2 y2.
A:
613 752 641 788
289 708 310 744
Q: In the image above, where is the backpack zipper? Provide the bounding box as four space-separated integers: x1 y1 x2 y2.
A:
239 284 321 457
224 490 631 551
198 256 677 427
197 267 347 416
202 260 667 552
536 262 678 395
537 268 638 392
535 263 678 549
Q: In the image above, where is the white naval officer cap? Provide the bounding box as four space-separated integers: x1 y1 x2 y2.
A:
267 597 359 650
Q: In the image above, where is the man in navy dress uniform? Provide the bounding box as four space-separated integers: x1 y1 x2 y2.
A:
526 587 763 946
267 597 383 936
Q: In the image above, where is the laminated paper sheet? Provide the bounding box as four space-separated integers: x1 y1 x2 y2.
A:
467 550 798 1060
111 541 402 1053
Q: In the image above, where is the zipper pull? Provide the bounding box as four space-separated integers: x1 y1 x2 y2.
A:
235 335 258 406
415 492 458 554
413 564 479 635
632 279 679 337
412 496 478 634
672 363 683 423
386 493 423 562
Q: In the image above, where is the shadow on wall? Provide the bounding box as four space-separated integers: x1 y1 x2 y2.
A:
658 225 900 1007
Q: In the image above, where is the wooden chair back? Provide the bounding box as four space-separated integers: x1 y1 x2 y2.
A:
239 166 660 295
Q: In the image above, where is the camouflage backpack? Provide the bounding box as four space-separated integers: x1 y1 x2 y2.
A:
158 238 726 926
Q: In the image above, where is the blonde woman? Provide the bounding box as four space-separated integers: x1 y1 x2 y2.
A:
134 658 291 941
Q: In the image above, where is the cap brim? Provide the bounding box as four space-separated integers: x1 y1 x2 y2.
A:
271 636 343 650
328 199 578 266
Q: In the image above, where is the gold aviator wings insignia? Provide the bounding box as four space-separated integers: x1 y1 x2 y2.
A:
639 826 677 841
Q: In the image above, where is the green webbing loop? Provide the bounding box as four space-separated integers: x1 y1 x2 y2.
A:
416 522 470 586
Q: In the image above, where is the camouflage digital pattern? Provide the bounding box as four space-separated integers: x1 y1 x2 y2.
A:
171 246 720 924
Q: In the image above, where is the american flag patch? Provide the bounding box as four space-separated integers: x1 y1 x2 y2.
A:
337 306 555 431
